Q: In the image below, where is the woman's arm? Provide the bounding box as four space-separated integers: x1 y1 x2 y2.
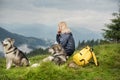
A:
56 34 60 43
59 34 70 48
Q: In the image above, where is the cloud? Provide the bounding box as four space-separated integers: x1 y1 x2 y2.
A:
18 44 33 53
0 43 32 56
0 43 3 52
1 0 117 11
32 0 118 11
0 0 118 32
0 7 113 32
0 43 4 57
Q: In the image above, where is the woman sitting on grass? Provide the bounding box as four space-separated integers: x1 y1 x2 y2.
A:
56 21 75 58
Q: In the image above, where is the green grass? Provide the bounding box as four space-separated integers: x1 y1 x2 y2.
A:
0 43 120 80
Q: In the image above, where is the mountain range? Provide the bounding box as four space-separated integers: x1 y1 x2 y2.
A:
0 27 53 57
0 26 102 57
3 24 103 43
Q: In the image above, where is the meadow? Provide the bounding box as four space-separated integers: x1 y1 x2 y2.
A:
0 43 120 80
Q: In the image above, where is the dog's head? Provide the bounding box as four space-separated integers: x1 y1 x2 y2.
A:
1 38 15 49
48 44 63 54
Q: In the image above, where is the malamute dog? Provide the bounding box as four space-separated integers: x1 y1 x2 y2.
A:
31 44 67 67
43 44 67 65
1 38 30 69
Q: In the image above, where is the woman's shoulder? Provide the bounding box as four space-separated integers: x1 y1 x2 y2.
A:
62 32 72 35
66 32 72 36
61 33 73 38
61 33 69 36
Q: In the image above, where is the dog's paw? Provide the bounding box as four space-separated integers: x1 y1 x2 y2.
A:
31 63 40 67
6 67 10 70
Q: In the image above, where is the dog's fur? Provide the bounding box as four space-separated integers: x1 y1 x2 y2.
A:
68 61 79 68
31 44 67 67
1 38 30 69
43 44 67 65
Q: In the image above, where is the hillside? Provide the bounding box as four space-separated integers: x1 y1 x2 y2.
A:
0 27 52 49
0 43 120 80
3 25 102 45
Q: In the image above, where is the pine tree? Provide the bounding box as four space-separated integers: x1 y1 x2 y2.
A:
102 6 120 43
77 40 81 49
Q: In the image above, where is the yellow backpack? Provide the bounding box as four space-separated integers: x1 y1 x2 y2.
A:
73 46 98 66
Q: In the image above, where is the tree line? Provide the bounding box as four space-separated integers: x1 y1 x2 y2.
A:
76 39 100 50
27 48 49 57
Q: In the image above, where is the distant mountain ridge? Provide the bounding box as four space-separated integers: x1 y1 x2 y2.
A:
0 27 51 49
0 26 102 57
2 24 103 43
1 24 103 46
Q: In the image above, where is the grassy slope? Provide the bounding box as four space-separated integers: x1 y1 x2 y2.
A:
0 43 120 80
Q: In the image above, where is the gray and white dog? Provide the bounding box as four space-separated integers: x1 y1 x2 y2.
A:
31 44 67 67
1 38 30 69
43 44 67 65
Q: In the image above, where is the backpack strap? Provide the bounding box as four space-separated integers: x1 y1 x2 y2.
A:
91 52 98 66
89 48 98 66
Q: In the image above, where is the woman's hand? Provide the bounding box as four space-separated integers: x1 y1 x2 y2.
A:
57 30 61 34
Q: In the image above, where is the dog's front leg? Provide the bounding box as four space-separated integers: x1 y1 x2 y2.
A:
42 56 54 62
6 59 12 69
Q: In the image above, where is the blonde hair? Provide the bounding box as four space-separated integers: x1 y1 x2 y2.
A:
58 21 71 34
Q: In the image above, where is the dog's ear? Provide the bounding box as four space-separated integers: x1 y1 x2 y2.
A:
57 44 62 51
10 38 15 45
11 38 15 42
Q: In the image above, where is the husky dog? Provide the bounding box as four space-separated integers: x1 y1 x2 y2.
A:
1 38 30 69
31 44 67 67
43 44 67 65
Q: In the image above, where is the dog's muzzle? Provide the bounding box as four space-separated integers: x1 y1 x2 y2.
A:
2 43 8 46
48 48 55 54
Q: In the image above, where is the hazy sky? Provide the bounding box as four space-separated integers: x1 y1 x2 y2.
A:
0 0 118 37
